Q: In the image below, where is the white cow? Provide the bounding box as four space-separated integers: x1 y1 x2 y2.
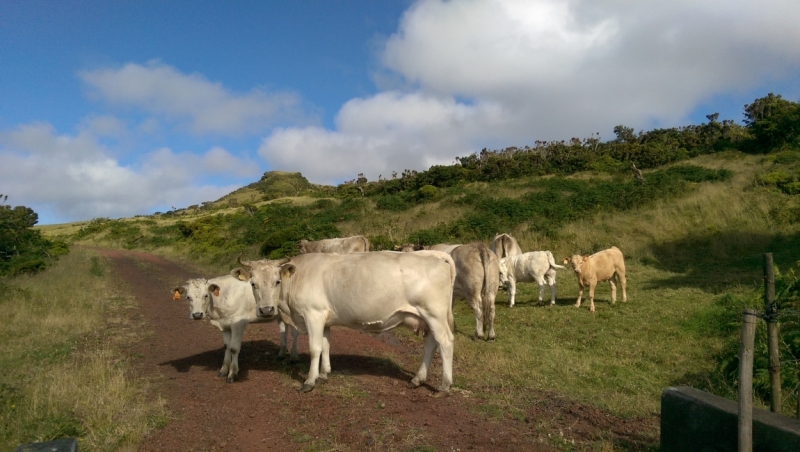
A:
490 233 522 259
172 269 299 382
563 246 628 313
498 251 565 307
247 251 456 395
297 235 370 254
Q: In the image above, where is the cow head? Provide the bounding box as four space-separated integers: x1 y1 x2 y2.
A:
297 240 309 254
497 257 510 285
248 258 290 319
173 278 211 320
565 255 587 274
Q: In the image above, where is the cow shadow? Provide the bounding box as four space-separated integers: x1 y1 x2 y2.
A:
643 230 800 293
159 339 415 386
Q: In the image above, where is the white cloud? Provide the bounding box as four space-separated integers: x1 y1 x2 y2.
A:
262 0 800 184
0 122 256 222
259 91 508 184
79 61 315 136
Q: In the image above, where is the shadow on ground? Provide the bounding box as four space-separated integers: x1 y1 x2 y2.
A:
159 339 414 385
644 230 800 292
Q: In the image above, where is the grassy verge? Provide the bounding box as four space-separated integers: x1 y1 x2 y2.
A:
0 247 166 451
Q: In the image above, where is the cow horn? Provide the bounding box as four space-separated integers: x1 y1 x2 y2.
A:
237 254 252 269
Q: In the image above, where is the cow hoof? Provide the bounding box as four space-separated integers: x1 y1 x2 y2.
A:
431 390 450 398
226 376 236 383
317 376 328 385
487 336 496 342
299 383 315 393
407 379 422 389
218 371 227 377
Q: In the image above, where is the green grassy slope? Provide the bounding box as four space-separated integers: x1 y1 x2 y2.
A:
44 151 800 427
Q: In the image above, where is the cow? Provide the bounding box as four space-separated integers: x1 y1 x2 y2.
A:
172 268 299 383
563 246 627 313
247 251 456 395
425 243 500 341
490 233 522 259
498 251 565 307
297 235 370 254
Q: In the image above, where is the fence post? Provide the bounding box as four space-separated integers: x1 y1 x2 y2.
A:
764 253 780 414
739 309 758 452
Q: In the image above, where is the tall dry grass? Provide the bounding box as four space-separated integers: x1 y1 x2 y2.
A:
0 247 166 451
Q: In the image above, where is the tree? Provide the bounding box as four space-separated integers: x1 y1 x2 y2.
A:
613 125 637 143
744 93 800 152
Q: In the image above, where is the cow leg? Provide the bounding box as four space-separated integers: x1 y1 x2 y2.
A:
546 270 557 305
409 331 437 389
467 293 485 340
289 324 300 362
300 315 325 393
318 326 331 384
588 282 597 313
435 326 454 395
609 278 617 305
538 283 546 304
618 271 627 303
508 279 516 307
575 286 584 309
278 320 288 358
485 295 496 341
225 320 246 383
219 330 232 378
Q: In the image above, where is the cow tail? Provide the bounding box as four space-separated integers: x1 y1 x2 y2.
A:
479 245 494 334
548 250 566 270
362 235 371 252
446 254 456 333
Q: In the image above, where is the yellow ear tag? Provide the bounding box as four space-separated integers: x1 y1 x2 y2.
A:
238 274 246 281
173 291 181 301
213 288 220 297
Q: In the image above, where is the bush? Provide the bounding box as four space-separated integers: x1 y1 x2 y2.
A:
0 204 66 276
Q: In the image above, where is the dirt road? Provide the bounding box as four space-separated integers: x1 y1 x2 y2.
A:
98 248 657 451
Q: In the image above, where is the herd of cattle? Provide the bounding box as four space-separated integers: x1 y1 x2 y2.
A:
171 233 627 396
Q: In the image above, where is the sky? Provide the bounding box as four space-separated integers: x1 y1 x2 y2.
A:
1 0 799 225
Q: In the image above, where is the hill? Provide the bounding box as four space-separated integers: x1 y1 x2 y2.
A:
36 94 800 439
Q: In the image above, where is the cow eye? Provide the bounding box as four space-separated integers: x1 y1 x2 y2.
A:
186 297 192 301
275 280 281 286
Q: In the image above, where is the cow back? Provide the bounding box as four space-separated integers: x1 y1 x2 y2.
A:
490 233 522 259
280 251 455 330
584 247 626 281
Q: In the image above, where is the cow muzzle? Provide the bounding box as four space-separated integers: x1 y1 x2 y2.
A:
257 306 276 318
191 312 204 320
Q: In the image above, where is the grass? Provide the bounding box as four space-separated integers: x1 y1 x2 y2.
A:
0 247 166 451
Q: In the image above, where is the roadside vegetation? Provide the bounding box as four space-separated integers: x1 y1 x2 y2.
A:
0 247 166 451
27 93 800 448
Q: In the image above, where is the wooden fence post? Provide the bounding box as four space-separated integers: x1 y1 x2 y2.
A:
739 309 758 452
764 253 780 414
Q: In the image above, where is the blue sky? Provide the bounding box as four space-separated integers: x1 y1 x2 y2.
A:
1 0 799 224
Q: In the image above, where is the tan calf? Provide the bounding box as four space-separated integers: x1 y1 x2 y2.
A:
563 246 627 313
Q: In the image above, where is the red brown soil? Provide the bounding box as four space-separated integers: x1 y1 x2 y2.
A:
97 248 659 451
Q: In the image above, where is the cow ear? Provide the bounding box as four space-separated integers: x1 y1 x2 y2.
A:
280 264 296 279
231 268 251 281
583 254 590 260
562 257 570 264
208 284 221 297
172 287 184 300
